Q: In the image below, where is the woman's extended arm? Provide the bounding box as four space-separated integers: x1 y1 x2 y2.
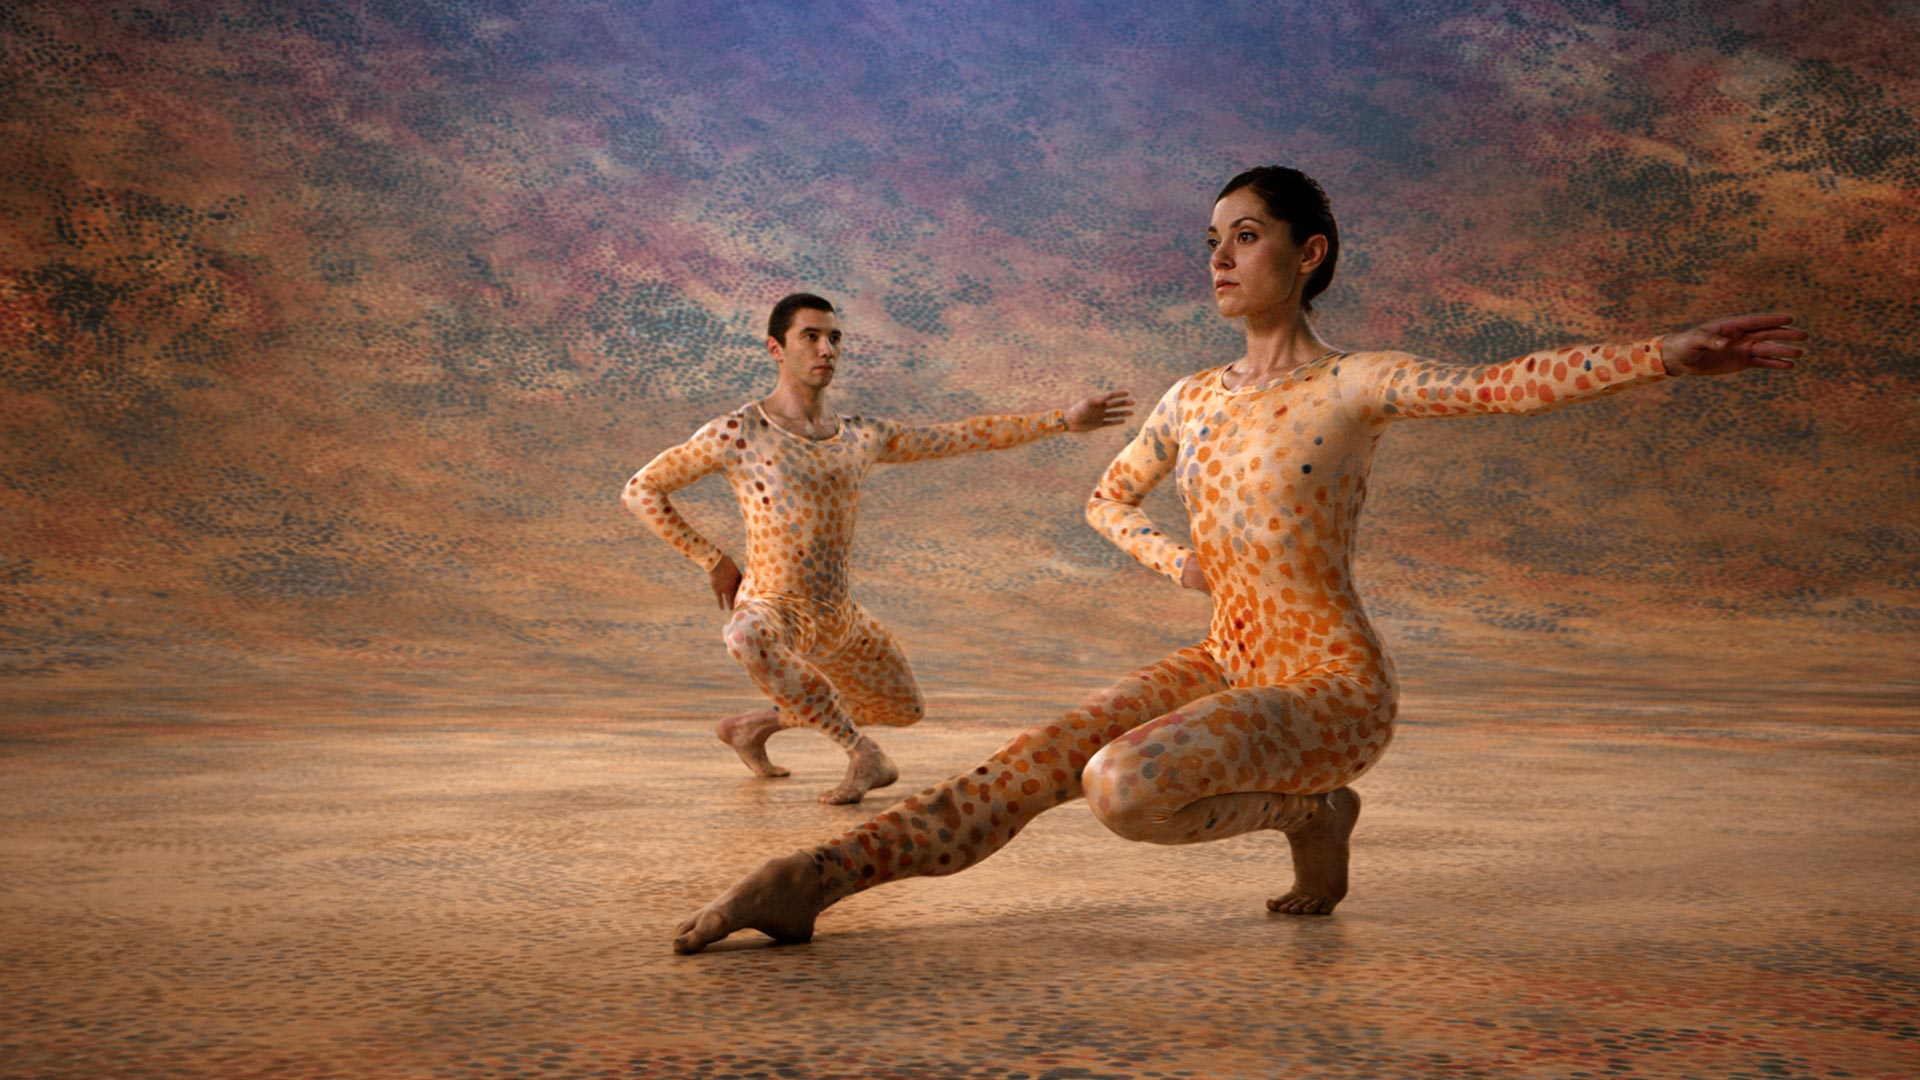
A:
1353 314 1803 421
1358 338 1667 420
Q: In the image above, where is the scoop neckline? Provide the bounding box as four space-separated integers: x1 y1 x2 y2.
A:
752 401 845 443
1213 351 1346 395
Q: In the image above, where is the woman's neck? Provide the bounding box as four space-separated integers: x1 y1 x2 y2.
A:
1231 308 1335 382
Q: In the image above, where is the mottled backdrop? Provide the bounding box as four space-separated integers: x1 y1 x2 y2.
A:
3 0 1916 722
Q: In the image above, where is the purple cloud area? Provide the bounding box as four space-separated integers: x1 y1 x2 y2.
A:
2 1 1915 719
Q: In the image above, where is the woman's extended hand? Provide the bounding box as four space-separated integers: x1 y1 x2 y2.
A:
1064 391 1135 432
1662 313 1807 376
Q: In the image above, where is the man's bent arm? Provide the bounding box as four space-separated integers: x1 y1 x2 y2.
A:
622 418 734 572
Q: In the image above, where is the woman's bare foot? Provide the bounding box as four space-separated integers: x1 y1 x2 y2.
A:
819 740 898 804
716 709 788 778
672 851 825 954
1267 786 1360 916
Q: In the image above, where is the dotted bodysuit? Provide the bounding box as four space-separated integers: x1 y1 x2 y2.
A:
804 339 1667 900
626 402 1067 750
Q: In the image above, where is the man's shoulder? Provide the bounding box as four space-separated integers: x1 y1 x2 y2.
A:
837 412 894 437
675 404 760 447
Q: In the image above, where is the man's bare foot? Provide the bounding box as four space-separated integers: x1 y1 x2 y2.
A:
1267 786 1360 916
818 740 898 804
716 709 789 778
672 851 824 955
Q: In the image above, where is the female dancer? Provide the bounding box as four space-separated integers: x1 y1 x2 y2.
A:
670 166 1805 953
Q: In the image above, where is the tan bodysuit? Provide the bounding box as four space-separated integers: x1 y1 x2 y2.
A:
626 403 1067 748
804 338 1667 898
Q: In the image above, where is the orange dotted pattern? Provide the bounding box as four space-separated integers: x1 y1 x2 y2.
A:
813 339 1667 901
624 402 1065 596
723 597 924 749
624 402 1066 739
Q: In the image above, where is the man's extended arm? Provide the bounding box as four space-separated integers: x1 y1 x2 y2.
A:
874 391 1132 464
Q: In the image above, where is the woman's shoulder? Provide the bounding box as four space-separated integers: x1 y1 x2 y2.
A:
1325 349 1428 386
1330 348 1418 367
1165 366 1224 399
1136 369 1215 419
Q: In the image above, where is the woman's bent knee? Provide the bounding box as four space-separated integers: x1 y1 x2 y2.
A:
1080 740 1170 842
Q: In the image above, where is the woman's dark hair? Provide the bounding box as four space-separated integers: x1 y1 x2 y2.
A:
1215 167 1339 314
767 292 836 344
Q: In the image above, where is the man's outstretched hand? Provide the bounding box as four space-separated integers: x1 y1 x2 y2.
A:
1064 391 1135 432
709 554 742 611
1662 313 1807 376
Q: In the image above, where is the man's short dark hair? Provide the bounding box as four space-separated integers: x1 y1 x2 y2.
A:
767 292 836 344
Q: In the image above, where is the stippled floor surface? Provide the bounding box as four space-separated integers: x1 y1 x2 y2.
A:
4 685 1916 1080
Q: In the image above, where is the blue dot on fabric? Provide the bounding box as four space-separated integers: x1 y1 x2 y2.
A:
1301 464 1313 473
1314 436 1323 445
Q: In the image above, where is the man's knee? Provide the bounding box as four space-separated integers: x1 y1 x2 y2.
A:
873 690 925 727
722 612 774 669
832 659 923 727
842 693 920 729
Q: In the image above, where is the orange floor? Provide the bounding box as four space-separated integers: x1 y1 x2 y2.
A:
4 683 1915 1080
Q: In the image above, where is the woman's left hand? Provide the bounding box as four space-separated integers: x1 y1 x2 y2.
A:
1662 313 1808 376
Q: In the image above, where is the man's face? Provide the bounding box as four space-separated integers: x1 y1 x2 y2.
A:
769 309 842 390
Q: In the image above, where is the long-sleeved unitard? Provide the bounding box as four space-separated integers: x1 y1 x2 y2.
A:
803 338 1668 900
625 403 1067 748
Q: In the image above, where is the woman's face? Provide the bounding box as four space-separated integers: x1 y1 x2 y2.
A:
1207 187 1318 321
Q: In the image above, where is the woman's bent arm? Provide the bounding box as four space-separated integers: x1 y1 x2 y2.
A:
1086 380 1195 587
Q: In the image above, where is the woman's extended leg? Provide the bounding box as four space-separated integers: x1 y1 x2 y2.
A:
671 645 1228 953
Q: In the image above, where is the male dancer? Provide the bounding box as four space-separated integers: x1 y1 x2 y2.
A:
624 293 1132 803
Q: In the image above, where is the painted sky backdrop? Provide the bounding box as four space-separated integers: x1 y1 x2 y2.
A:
2 0 1916 718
